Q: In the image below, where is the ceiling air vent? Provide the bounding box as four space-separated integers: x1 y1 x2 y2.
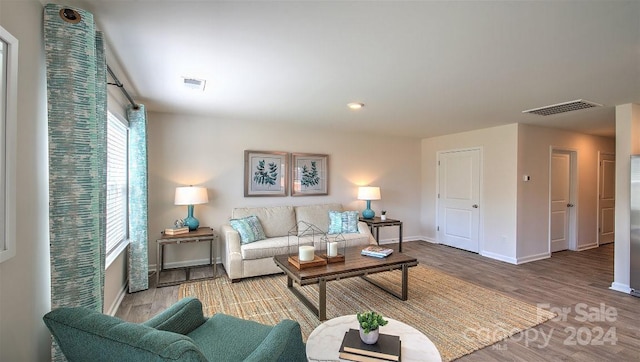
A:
522 99 602 116
182 77 206 91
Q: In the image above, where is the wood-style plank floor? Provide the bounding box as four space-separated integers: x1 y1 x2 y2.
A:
116 241 640 361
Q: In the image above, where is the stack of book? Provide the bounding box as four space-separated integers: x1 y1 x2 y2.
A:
361 245 394 258
338 329 401 362
164 227 189 236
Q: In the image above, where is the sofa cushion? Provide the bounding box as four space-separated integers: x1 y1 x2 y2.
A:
313 231 371 250
295 203 343 235
240 236 313 260
229 215 267 244
328 210 359 234
232 206 296 238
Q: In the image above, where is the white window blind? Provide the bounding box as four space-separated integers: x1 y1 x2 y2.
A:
106 112 128 255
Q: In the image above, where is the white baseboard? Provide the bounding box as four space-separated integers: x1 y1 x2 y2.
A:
106 281 128 316
515 251 551 264
610 282 631 294
480 250 518 264
576 242 598 251
378 235 432 245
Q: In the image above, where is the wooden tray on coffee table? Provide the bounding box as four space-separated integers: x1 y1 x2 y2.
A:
288 254 327 269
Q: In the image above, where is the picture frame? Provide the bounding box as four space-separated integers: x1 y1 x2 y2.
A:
291 153 329 196
244 150 288 197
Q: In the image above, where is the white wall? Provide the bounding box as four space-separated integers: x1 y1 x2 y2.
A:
421 123 614 265
516 124 615 262
421 124 519 262
104 250 127 315
147 112 422 268
0 1 51 361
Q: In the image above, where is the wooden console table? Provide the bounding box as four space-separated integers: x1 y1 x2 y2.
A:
156 227 217 287
359 217 403 252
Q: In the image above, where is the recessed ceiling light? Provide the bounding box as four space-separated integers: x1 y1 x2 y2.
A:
347 102 364 110
182 77 206 91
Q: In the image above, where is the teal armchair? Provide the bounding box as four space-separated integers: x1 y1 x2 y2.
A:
43 297 307 361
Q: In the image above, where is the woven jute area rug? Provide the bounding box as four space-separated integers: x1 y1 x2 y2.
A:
179 265 555 361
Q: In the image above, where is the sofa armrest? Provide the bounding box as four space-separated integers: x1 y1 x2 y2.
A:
357 221 377 245
220 224 244 280
243 319 307 362
143 297 207 335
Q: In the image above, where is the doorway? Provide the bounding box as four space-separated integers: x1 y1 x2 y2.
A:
549 149 577 252
437 148 481 253
598 152 615 245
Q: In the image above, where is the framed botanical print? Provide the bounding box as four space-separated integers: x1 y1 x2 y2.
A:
291 153 328 196
244 150 288 197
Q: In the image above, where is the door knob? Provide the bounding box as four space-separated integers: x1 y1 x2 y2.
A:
567 203 574 207
472 204 479 208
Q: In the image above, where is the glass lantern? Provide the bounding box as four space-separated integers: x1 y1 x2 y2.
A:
287 221 327 269
321 233 346 263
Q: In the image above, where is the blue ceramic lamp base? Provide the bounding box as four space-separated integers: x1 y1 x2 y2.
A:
183 204 199 231
361 200 375 219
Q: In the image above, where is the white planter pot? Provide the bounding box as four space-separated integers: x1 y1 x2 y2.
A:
359 327 379 344
380 215 387 221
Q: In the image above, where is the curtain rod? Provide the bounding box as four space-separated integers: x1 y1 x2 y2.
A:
107 65 139 110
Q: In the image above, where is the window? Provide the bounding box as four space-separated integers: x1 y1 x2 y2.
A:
0 26 17 264
106 111 129 264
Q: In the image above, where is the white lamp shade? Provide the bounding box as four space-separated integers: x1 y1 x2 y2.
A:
174 186 209 205
357 186 381 201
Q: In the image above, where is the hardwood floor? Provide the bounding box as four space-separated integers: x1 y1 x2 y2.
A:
116 241 640 361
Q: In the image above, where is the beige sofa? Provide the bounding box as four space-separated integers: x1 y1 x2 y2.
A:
220 203 376 281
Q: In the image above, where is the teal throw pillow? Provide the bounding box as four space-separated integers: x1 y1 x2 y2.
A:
328 211 359 234
229 215 266 244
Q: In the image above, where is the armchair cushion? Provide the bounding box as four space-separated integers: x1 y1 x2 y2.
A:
143 297 207 335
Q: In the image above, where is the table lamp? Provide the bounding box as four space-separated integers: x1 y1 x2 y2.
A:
174 186 209 231
357 186 381 219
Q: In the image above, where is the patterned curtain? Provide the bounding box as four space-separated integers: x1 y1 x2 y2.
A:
127 104 149 293
44 4 107 361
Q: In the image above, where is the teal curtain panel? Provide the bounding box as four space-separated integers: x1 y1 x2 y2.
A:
44 3 107 360
95 30 108 300
127 104 149 293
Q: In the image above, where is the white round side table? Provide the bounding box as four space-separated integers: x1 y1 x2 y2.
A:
306 314 442 362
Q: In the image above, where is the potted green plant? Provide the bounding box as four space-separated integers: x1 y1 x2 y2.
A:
380 210 387 221
356 311 388 344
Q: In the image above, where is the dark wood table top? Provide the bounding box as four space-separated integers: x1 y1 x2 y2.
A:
273 245 418 283
158 227 214 241
358 217 402 226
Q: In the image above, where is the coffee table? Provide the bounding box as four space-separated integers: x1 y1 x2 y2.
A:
306 315 442 362
273 245 418 320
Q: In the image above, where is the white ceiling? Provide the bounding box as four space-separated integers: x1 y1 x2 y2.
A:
77 0 639 139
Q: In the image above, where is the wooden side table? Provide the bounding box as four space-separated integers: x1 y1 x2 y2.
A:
359 217 403 252
156 227 218 288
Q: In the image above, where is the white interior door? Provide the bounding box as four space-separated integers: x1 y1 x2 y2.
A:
598 153 615 245
550 150 573 252
437 149 480 253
